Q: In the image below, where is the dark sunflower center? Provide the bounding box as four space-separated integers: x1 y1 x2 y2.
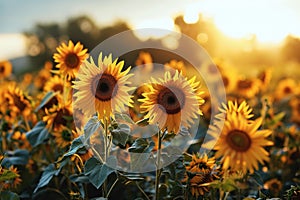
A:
54 109 71 127
222 76 229 87
52 84 63 92
226 130 251 152
157 86 185 114
12 94 27 112
197 162 209 169
271 182 280 190
92 73 118 101
0 66 4 73
259 72 266 83
283 86 292 94
65 53 79 69
62 130 72 141
237 80 252 89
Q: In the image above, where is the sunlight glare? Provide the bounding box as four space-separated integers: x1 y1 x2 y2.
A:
192 0 300 43
133 18 175 40
184 4 199 24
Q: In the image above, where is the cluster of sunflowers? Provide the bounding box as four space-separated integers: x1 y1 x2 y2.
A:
0 40 299 200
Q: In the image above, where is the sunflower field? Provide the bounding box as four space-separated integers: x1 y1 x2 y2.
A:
1 15 300 200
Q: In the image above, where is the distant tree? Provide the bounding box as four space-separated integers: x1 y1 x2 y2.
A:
281 35 300 63
23 15 130 72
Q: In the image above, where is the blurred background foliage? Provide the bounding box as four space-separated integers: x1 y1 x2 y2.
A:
17 14 300 77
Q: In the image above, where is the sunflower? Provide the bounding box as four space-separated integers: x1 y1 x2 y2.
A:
217 100 254 120
43 75 65 93
53 126 79 148
257 68 272 92
1 166 22 189
213 114 273 173
11 130 30 149
0 60 12 79
53 40 88 80
274 78 298 100
140 70 204 133
183 153 219 198
264 178 282 196
164 59 186 76
135 51 153 73
4 83 32 118
43 103 73 131
34 67 52 90
129 84 151 122
221 71 237 94
290 97 300 124
73 53 134 121
235 78 260 98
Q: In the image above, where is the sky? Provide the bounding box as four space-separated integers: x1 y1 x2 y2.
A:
1 0 300 59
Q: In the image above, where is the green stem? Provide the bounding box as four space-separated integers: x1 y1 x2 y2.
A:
155 130 163 200
106 178 118 198
136 182 151 200
103 118 109 197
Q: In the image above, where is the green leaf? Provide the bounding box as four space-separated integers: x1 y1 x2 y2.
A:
128 138 152 153
0 169 17 182
249 172 264 186
169 183 184 198
64 136 85 157
34 164 62 193
114 113 134 124
163 156 185 181
69 174 90 183
84 156 117 189
158 184 168 200
2 149 29 167
26 121 49 147
0 191 19 200
128 138 154 171
221 179 238 192
83 116 102 144
135 118 148 126
34 91 57 112
55 136 86 167
111 123 130 146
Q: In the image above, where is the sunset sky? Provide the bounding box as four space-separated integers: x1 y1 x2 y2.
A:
1 0 300 59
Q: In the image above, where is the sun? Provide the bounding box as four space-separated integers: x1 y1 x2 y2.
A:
185 0 300 43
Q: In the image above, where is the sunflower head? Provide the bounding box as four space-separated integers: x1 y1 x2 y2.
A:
0 166 22 189
264 178 282 197
43 103 73 131
275 78 298 100
135 51 153 73
235 78 260 98
290 97 300 124
43 75 66 93
164 59 186 76
183 153 219 198
139 71 204 133
73 53 134 121
217 100 254 121
213 114 273 173
257 68 272 91
53 40 88 80
53 126 79 148
4 83 32 118
0 60 12 79
34 68 52 90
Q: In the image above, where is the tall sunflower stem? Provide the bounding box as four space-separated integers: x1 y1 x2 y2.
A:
23 116 30 131
155 129 164 200
63 75 68 106
102 118 109 197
